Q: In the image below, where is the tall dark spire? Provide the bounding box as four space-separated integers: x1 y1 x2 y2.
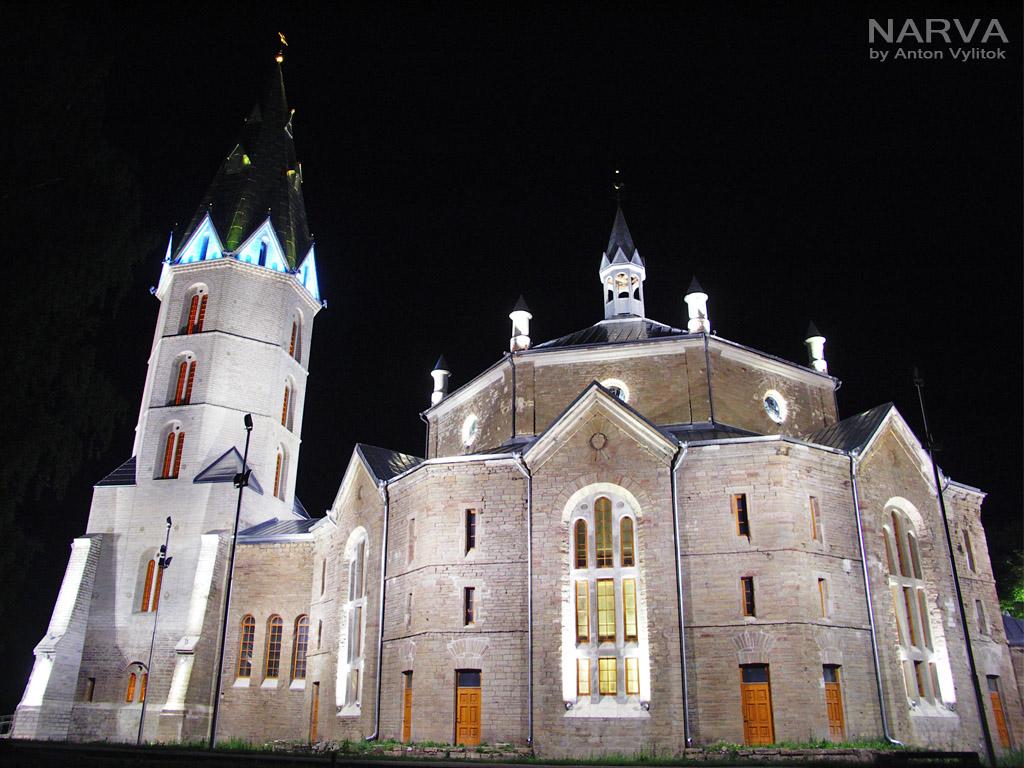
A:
602 206 643 267
177 60 311 268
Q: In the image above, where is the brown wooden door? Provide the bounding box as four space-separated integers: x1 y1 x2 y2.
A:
741 683 774 744
403 673 413 742
310 682 320 743
824 666 845 741
988 677 1011 748
455 688 481 745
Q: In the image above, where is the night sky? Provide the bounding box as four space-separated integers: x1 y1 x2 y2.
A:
3 3 1021 713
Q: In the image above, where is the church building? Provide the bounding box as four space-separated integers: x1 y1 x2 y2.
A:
13 62 1022 758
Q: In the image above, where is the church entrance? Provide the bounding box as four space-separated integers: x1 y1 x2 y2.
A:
403 671 413 742
455 670 481 746
740 665 774 745
823 665 845 740
988 676 1011 748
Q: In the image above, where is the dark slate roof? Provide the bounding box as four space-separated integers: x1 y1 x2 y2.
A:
534 318 687 350
96 456 136 486
238 518 318 539
665 422 759 443
471 434 537 455
1003 614 1024 647
193 448 265 495
808 403 893 454
604 206 642 266
356 444 423 483
176 63 310 267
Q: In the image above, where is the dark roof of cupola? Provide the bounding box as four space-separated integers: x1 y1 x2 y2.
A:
176 62 310 268
602 206 643 267
534 317 687 350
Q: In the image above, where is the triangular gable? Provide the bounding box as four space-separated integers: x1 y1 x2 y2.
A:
296 244 320 300
525 381 677 469
174 212 225 265
193 447 264 495
235 217 288 273
329 446 380 519
855 405 937 488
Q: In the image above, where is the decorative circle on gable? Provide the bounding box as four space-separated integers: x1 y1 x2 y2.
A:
589 432 608 451
461 414 479 447
763 389 788 424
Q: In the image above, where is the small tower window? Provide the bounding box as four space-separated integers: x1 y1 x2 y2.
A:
159 425 185 479
465 509 477 553
273 447 288 500
170 355 197 406
181 286 209 334
963 529 977 573
281 381 295 431
741 576 756 617
288 312 304 364
125 663 147 703
733 494 751 538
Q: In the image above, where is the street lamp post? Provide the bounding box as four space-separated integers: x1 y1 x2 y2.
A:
137 516 173 745
208 413 253 749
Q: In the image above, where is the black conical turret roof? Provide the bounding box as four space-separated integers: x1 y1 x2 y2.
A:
686 276 705 295
177 62 310 268
512 294 530 313
603 206 643 266
433 355 450 372
806 321 823 339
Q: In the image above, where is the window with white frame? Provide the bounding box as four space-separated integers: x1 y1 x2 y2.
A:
339 531 368 713
569 491 645 705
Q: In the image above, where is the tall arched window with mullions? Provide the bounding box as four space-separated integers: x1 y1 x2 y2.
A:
168 354 197 406
158 424 185 479
180 285 209 335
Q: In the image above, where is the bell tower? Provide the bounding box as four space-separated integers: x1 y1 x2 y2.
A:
599 206 646 319
14 57 323 744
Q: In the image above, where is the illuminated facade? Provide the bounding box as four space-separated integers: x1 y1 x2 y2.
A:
13 62 1022 758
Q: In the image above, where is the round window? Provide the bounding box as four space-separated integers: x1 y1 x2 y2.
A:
763 390 787 424
461 414 479 446
601 379 630 403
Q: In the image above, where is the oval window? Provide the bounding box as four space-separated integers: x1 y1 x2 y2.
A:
461 414 479 446
763 390 787 424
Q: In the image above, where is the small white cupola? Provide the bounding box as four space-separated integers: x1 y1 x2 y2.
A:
509 295 533 352
430 355 450 406
599 206 646 319
804 322 828 373
684 276 710 334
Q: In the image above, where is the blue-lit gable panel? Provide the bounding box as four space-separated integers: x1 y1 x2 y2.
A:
296 245 320 301
175 213 225 264
236 219 288 273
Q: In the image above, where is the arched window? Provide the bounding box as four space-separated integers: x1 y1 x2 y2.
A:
181 286 209 335
138 555 163 612
620 517 635 567
288 312 303 364
237 615 255 678
125 662 147 703
273 446 288 500
292 615 309 680
884 506 948 707
265 615 284 678
574 520 588 569
569 490 643 704
340 530 369 711
159 425 185 479
281 381 295 431
170 354 197 406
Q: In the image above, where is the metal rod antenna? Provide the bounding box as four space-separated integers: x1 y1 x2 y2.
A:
208 414 254 749
913 369 996 766
137 516 173 744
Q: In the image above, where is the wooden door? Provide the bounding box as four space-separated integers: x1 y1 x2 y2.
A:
988 677 1011 748
455 670 482 746
824 666 845 741
740 665 774 745
403 672 413 742
310 682 320 743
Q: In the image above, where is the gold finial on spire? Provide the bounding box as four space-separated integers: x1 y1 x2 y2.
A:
612 169 625 201
276 32 288 63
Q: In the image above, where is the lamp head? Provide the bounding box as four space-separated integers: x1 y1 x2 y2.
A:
244 413 254 431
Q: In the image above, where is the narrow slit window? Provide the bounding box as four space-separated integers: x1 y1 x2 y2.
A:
594 497 613 567
598 657 617 695
733 494 750 538
140 559 155 612
597 579 616 642
465 509 477 553
620 517 635 567
741 576 756 617
139 673 148 703
574 519 588 569
464 587 475 625
809 496 821 541
195 294 208 332
818 577 829 618
273 450 284 499
161 432 175 478
577 659 590 696
625 657 640 695
976 599 988 636
185 294 199 334
174 360 187 404
281 385 291 427
917 590 932 649
964 530 977 573
883 530 896 573
125 672 137 703
84 677 95 703
892 512 908 577
152 560 163 612
903 587 919 647
623 578 638 642
575 581 590 643
908 533 923 580
407 518 416 563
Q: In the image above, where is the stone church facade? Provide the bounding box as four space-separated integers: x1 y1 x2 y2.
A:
13 63 1022 758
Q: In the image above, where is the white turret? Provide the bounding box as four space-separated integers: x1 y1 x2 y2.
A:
431 355 450 406
599 207 646 319
684 276 710 334
509 295 532 351
804 322 828 373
